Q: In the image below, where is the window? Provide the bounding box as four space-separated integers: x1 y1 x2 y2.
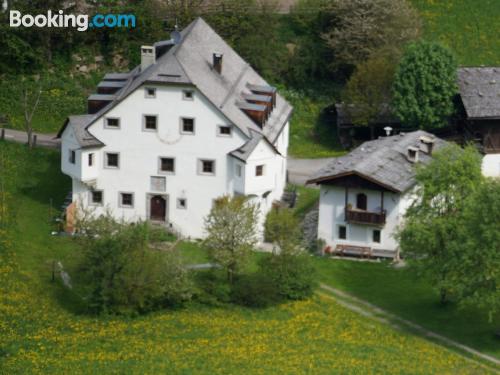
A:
198 159 215 175
235 164 242 177
105 152 119 168
373 229 381 243
255 165 264 176
144 115 157 131
177 198 187 209
90 190 103 205
150 176 166 192
180 118 195 134
338 225 347 240
69 150 76 164
182 90 194 100
105 118 120 129
145 87 156 98
88 153 94 166
159 157 175 173
356 193 367 210
120 192 134 208
218 125 232 137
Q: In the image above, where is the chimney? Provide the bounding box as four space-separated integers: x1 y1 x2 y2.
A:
407 146 419 163
419 136 435 155
213 53 223 74
141 45 155 72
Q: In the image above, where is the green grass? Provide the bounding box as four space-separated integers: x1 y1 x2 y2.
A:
289 184 320 219
0 141 492 373
411 0 500 66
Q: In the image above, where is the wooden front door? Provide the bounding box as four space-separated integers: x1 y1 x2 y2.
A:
150 195 166 221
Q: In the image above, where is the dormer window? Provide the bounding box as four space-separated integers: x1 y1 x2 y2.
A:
407 146 419 163
145 87 156 98
183 90 194 101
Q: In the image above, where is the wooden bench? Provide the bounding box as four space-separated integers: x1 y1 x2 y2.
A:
334 244 372 258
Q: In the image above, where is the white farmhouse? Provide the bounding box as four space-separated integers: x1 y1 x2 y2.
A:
57 18 292 238
307 131 447 259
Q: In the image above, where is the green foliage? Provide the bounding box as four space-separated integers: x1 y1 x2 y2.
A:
392 41 458 129
231 273 280 308
260 251 317 300
322 0 420 70
342 50 399 127
453 179 500 321
264 207 302 248
203 195 259 284
398 144 483 304
76 217 192 314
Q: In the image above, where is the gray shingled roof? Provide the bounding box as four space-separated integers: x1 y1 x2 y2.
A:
457 67 500 119
56 115 104 148
59 17 292 149
307 131 448 192
229 130 282 161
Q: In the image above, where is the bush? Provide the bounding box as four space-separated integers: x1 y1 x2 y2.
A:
75 217 192 315
264 207 302 249
231 273 281 308
260 252 317 300
193 271 232 305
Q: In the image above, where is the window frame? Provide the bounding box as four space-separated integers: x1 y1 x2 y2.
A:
69 149 76 164
88 153 94 167
372 229 381 244
143 114 158 132
104 117 120 129
198 159 216 176
255 164 265 177
145 87 156 98
89 190 103 206
150 176 167 192
177 198 187 209
158 157 175 174
180 117 195 135
338 225 347 240
104 152 120 169
119 192 134 208
217 125 232 137
182 90 194 101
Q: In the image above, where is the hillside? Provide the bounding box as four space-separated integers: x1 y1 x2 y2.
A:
0 142 493 374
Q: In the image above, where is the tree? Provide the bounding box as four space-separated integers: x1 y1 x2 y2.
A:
203 195 259 284
322 0 420 70
264 207 302 252
75 214 192 314
21 79 42 149
341 49 399 137
453 179 500 322
392 41 458 129
397 144 483 304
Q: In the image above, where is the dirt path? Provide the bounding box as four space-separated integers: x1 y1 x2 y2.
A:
318 283 500 372
1 128 60 148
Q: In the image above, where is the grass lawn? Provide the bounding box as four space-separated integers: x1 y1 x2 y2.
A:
411 0 500 66
0 141 492 374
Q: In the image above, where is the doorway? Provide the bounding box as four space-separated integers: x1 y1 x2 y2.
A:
150 195 166 221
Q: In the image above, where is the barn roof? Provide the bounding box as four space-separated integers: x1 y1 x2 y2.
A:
457 67 500 119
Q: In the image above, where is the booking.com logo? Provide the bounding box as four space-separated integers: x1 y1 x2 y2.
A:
9 10 136 31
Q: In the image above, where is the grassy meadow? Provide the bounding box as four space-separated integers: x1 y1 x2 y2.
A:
0 141 495 374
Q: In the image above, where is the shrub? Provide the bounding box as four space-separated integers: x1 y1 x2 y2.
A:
231 273 281 308
260 252 317 300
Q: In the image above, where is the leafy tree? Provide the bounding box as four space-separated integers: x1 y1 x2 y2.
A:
392 41 458 129
203 195 259 284
264 207 302 251
454 179 500 322
341 49 399 137
322 0 420 70
397 144 483 304
75 215 192 314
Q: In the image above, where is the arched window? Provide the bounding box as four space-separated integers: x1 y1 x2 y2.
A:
356 193 367 210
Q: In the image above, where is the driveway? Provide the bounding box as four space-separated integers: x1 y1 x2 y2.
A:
1 128 60 148
287 157 336 186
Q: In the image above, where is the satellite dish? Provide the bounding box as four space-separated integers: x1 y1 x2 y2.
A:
170 30 181 45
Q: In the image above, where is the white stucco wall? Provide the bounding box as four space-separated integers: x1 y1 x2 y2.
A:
482 154 500 178
63 84 288 239
317 185 405 252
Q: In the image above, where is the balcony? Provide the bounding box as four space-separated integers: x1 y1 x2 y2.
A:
345 207 386 226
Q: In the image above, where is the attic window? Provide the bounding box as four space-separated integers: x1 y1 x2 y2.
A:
105 117 120 129
145 87 156 98
183 90 194 101
217 125 232 137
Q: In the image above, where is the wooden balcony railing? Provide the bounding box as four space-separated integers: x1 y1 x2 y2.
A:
345 207 386 226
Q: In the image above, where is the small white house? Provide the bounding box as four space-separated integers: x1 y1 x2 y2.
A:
57 18 292 238
307 131 447 258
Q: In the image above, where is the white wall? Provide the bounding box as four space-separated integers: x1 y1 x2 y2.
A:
63 84 288 239
482 154 500 178
317 185 402 252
